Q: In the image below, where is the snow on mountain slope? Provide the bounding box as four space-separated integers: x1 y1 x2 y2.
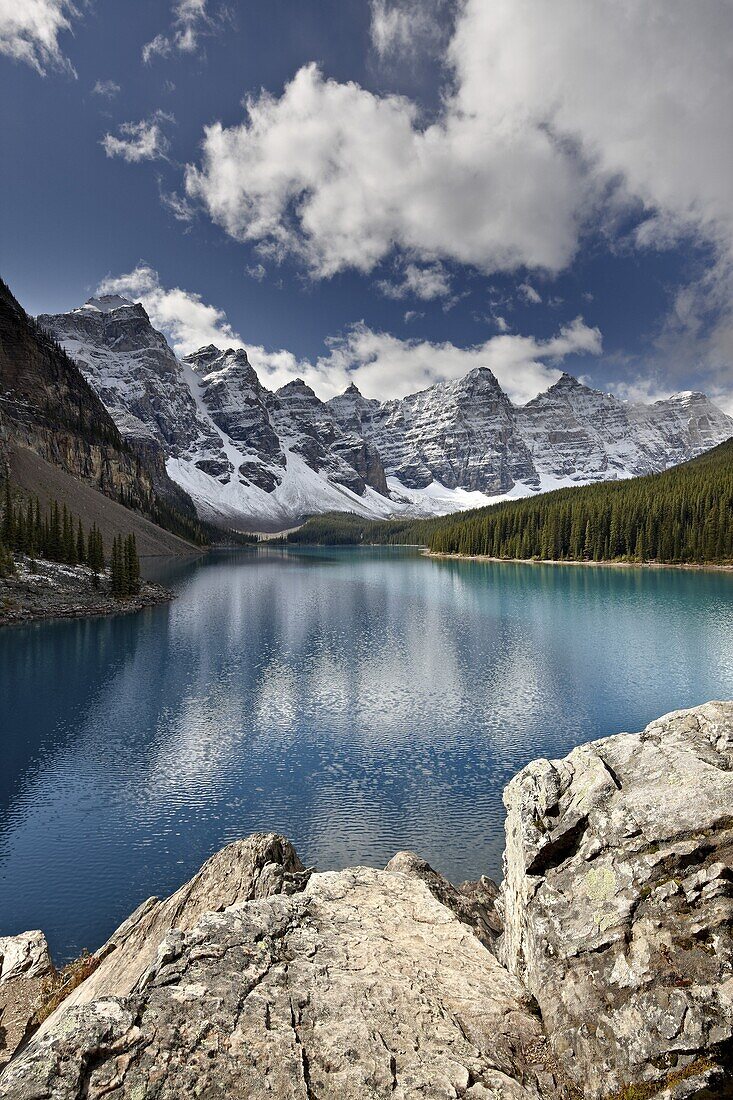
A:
330 368 538 493
329 370 733 494
40 300 397 529
40 296 733 531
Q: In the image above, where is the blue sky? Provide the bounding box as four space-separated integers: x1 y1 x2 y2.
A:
2 1 732 408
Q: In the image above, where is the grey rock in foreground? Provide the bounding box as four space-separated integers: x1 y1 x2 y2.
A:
501 701 733 1099
2 703 732 1098
36 833 309 1035
2 865 563 1099
0 932 53 1070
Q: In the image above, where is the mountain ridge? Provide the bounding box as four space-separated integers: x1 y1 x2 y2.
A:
39 294 733 530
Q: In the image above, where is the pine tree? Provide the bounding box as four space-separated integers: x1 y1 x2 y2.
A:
76 519 86 565
2 479 14 546
124 534 140 595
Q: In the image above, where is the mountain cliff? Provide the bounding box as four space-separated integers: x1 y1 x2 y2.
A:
40 295 733 530
0 279 202 546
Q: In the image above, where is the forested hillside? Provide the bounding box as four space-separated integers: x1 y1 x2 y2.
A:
289 438 733 565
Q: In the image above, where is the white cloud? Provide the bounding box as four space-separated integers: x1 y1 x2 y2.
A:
142 0 223 63
95 265 601 405
92 78 120 98
319 316 603 403
518 282 541 305
0 0 79 74
370 0 450 62
160 186 195 222
183 0 733 302
377 261 451 301
184 62 583 279
102 112 173 163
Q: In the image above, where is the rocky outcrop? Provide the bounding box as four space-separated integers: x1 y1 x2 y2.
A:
35 834 309 1031
500 701 733 1099
1 862 563 1100
0 932 53 1071
1 704 732 1098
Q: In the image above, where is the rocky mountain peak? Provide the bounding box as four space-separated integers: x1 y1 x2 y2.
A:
37 288 733 529
455 365 502 392
76 294 138 314
277 377 316 398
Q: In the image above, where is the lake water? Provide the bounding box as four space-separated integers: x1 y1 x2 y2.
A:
2 547 733 962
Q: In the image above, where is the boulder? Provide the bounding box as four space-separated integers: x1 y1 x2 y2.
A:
0 867 565 1099
0 932 53 1071
35 832 309 1037
500 701 733 1099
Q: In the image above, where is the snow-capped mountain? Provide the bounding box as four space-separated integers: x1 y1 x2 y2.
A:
39 296 733 530
40 299 396 529
328 368 538 493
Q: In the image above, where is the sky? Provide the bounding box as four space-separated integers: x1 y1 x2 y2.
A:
1 0 733 409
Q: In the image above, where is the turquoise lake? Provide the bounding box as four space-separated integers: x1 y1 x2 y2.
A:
2 547 733 961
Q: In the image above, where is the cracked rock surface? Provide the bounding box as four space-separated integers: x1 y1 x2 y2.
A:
0 932 53 1071
1 866 563 1099
2 704 733 1098
500 701 733 1099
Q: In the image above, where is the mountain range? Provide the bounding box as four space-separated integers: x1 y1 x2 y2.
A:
39 294 733 531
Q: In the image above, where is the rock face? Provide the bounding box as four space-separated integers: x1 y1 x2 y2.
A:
1 864 562 1100
516 373 733 483
40 297 733 530
0 280 197 531
0 931 53 1070
2 704 732 1098
500 701 733 1099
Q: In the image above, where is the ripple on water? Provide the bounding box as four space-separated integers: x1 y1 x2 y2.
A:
1 548 732 960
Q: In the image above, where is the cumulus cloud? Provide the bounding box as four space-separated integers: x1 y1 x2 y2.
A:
0 0 79 74
102 112 174 163
142 0 224 63
95 266 602 404
319 317 603 403
182 0 733 304
184 61 583 278
377 261 452 301
92 78 120 98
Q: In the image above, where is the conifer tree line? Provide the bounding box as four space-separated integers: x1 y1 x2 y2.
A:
289 438 733 565
0 477 140 592
109 533 141 596
426 441 733 562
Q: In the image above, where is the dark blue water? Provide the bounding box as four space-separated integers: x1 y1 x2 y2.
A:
2 547 732 961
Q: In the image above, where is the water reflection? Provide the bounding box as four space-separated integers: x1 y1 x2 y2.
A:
1 548 732 960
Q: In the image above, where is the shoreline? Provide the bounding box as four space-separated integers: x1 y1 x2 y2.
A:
0 582 173 628
0 556 175 628
422 549 733 573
